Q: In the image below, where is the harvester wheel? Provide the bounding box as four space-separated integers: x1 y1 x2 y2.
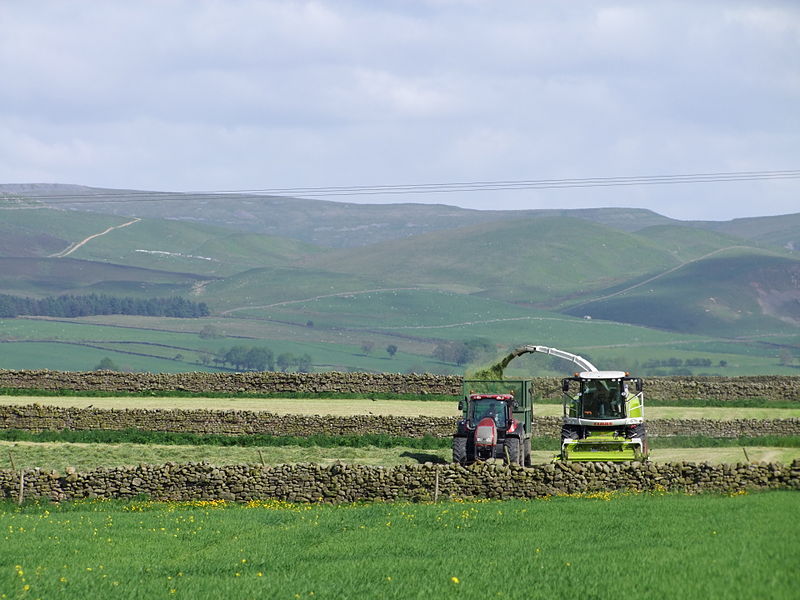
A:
452 437 468 465
504 437 521 466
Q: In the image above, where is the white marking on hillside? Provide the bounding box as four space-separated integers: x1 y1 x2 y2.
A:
135 249 218 261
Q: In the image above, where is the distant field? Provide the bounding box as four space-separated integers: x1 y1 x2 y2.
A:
2 297 798 376
1 441 798 471
2 396 799 420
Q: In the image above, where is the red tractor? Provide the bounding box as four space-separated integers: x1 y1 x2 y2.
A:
452 380 533 466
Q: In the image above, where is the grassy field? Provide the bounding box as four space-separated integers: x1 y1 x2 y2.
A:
2 396 799 420
1 492 797 599
1 301 797 376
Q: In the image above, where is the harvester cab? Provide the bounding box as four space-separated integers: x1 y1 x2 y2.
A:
452 380 533 467
560 371 648 462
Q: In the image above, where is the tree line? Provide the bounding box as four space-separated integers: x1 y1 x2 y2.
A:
206 345 313 373
641 358 719 368
431 338 495 366
0 293 210 318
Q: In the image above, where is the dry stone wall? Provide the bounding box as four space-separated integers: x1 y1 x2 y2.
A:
0 370 461 395
2 461 798 503
2 405 799 438
1 370 799 403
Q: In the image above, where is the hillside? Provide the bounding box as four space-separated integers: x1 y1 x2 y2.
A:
701 213 800 251
0 185 797 374
300 217 765 306
1 184 675 248
563 249 800 334
0 257 209 298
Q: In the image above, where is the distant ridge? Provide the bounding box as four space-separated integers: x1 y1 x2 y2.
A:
1 183 675 248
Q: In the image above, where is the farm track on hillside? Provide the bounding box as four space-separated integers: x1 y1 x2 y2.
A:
48 217 141 258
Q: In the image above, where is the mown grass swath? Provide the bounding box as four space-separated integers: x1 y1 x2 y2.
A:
2 387 799 408
1 492 796 599
0 387 458 402
1 429 798 450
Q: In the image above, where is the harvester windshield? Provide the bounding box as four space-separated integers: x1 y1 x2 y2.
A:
578 379 625 419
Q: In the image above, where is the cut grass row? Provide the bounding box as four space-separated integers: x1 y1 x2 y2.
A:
2 387 799 408
2 429 800 450
2 440 799 471
3 395 800 418
1 492 797 599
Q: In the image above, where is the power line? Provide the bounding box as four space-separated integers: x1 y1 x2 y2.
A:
2 169 798 204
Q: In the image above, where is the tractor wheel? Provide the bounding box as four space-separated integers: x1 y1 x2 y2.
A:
452 437 468 465
504 437 521 466
524 438 532 467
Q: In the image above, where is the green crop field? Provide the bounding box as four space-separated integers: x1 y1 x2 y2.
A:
1 492 797 599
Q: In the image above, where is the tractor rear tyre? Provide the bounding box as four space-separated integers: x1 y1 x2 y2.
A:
504 437 522 466
452 437 468 465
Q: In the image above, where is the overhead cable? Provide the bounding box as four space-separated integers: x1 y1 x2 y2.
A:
2 169 798 204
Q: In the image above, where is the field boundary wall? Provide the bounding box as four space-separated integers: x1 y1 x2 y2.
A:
1 370 799 403
1 461 798 503
2 405 799 438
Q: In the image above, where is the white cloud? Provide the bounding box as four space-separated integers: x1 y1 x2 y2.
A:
0 0 798 219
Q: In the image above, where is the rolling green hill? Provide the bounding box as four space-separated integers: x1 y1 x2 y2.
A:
1 184 676 247
0 186 797 374
563 248 800 335
301 216 752 305
702 213 800 251
0 208 134 258
0 208 320 277
0 257 208 298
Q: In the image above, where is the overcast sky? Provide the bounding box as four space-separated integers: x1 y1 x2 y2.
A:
1 0 798 221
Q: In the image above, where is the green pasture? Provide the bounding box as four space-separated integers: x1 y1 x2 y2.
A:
0 208 127 247
0 318 444 374
1 307 797 375
67 217 320 278
203 267 386 312
0 342 198 374
1 492 797 599
245 288 544 328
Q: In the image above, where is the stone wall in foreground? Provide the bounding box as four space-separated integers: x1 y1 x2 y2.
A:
2 461 798 503
1 370 799 403
2 404 799 438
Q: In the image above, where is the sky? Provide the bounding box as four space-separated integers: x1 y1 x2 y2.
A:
1 0 798 221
